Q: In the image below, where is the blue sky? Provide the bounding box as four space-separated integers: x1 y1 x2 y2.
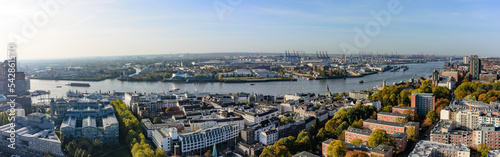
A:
1 0 499 59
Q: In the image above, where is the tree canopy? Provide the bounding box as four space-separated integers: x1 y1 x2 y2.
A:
367 129 395 147
327 140 348 157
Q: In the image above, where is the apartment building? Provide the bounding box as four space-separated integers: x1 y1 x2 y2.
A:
152 124 239 155
363 119 418 135
392 106 416 114
378 111 410 123
344 128 408 151
260 129 278 145
322 139 393 157
411 93 435 117
409 140 470 157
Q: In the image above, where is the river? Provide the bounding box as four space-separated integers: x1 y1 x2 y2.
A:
29 61 443 102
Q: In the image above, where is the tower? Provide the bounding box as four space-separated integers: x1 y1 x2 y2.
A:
382 80 386 87
470 55 481 80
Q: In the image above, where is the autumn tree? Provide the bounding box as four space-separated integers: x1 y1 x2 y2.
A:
345 150 369 157
478 143 491 157
368 129 395 147
260 145 291 157
406 126 417 141
351 138 363 145
327 140 348 157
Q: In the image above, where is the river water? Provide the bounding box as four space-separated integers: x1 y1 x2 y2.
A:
29 61 443 102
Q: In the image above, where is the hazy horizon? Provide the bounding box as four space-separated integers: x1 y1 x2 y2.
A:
1 0 499 60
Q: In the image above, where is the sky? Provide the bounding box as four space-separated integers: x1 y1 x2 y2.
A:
0 0 499 60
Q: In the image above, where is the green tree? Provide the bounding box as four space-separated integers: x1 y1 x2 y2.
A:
350 119 363 129
432 86 451 99
351 138 363 145
478 143 491 157
368 129 395 147
153 117 162 124
426 110 437 122
382 105 393 112
154 148 166 157
327 140 348 157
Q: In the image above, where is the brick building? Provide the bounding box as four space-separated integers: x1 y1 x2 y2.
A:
344 128 408 151
391 106 415 114
322 139 393 157
377 112 410 123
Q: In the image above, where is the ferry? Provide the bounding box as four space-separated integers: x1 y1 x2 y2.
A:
86 93 104 99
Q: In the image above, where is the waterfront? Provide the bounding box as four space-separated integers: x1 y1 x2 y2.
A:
29 61 444 102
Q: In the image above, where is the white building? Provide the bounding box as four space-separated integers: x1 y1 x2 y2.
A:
409 140 470 157
0 113 65 157
259 129 278 145
152 124 239 155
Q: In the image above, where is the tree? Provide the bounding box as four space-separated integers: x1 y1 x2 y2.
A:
316 128 328 141
204 150 212 157
382 105 393 112
345 150 369 157
368 129 395 147
327 140 348 157
153 117 162 124
309 125 318 136
351 138 363 145
350 119 363 129
155 148 166 157
426 110 437 122
40 105 46 113
406 126 417 141
478 143 491 157
432 86 450 99
260 145 291 157
404 110 419 121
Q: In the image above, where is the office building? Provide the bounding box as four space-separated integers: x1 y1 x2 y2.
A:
259 129 278 145
60 102 119 145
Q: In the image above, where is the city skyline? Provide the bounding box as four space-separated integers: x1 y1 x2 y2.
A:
1 0 499 60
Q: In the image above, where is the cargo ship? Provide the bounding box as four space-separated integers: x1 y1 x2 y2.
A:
66 83 90 87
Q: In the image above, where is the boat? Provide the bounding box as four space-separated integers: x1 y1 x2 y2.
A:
56 86 62 88
172 87 180 91
67 90 83 97
66 83 90 87
250 83 255 85
359 80 364 84
30 92 39 96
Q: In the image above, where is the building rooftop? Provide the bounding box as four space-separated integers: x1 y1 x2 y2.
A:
364 119 406 128
392 106 415 110
378 111 409 117
412 93 434 96
344 142 393 155
409 140 470 157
